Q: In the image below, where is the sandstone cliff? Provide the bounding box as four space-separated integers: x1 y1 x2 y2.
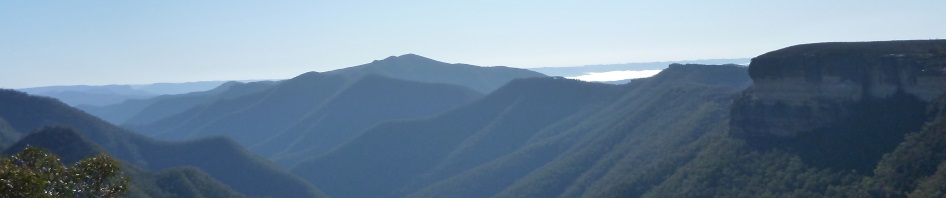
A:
730 40 946 171
733 40 946 138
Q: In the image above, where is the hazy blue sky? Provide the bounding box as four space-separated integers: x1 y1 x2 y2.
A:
2 1 945 88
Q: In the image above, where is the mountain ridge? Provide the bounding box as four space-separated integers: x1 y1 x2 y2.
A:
291 64 751 197
1 126 250 198
0 89 326 198
326 54 547 93
136 71 484 167
131 55 542 167
79 80 276 125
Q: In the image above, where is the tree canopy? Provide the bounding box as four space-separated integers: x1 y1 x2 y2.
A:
0 146 127 198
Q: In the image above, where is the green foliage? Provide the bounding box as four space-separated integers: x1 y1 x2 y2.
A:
641 92 946 197
1 126 248 197
866 116 946 197
907 161 946 197
0 147 127 197
643 136 866 197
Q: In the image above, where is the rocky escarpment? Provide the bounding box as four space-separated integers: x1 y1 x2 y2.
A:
730 40 946 171
733 40 946 138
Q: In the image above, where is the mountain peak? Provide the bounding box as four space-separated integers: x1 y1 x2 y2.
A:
375 53 439 64
395 53 424 59
323 54 546 93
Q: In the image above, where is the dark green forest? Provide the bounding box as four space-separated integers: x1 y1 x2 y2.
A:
1 146 127 198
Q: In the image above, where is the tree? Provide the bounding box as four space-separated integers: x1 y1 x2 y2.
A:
0 146 127 197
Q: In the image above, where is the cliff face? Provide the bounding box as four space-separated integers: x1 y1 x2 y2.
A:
733 40 946 138
731 40 946 171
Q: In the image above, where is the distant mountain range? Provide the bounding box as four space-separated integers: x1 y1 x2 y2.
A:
0 89 325 198
16 85 157 107
16 80 262 107
291 63 752 197
6 40 946 197
21 57 747 109
78 81 278 125
286 40 946 197
126 54 542 167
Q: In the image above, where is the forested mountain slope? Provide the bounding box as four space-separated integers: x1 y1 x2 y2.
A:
1 127 247 198
107 54 539 133
645 40 946 197
292 64 751 197
0 89 325 198
293 40 946 198
135 73 483 166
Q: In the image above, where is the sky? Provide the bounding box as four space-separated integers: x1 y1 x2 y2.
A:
2 1 945 88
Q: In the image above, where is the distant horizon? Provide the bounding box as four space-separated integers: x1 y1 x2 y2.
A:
12 78 280 90
3 1 944 88
6 55 751 89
